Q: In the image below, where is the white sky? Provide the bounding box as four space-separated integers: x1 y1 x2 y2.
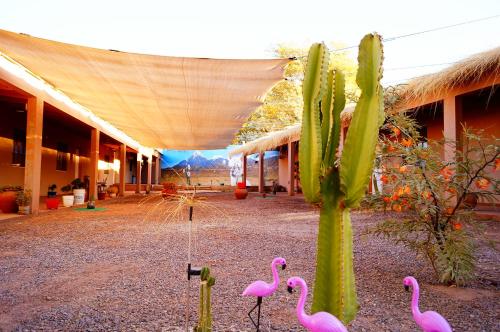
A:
1 0 499 85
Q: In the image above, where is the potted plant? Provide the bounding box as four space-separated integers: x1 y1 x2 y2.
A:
16 189 32 215
87 195 96 209
161 182 178 198
0 185 22 213
71 178 86 205
107 184 119 198
45 184 60 209
61 184 74 207
234 181 248 200
47 184 57 197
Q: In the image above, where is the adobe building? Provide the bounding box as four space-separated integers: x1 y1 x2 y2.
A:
0 29 288 215
391 47 499 162
230 47 499 198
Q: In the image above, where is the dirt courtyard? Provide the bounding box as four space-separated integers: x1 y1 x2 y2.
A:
0 193 498 331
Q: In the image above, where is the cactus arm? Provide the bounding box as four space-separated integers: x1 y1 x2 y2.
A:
321 70 334 159
323 70 345 168
207 277 214 330
340 33 384 208
196 268 214 332
299 42 329 203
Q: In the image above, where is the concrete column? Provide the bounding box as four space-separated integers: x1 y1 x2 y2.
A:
146 155 152 192
136 153 142 194
89 129 100 200
242 155 247 184
24 97 43 215
74 149 80 179
443 95 463 162
119 144 126 196
288 141 295 196
258 152 265 193
155 156 161 185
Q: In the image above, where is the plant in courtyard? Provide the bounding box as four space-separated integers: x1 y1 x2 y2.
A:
367 113 499 285
16 189 32 206
47 184 57 197
299 34 384 322
195 267 215 332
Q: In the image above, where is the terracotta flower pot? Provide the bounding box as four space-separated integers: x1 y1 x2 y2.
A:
97 192 106 200
46 197 60 210
0 191 18 213
234 187 248 200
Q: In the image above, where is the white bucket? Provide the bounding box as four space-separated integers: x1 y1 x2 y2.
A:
62 195 74 207
73 189 86 205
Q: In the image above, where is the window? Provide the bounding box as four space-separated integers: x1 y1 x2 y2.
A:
12 129 26 167
56 142 69 171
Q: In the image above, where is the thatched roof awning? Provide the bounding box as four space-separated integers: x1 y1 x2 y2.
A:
392 47 500 111
229 106 355 157
0 29 289 149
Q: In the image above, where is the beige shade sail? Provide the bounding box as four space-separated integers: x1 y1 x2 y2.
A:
0 29 289 149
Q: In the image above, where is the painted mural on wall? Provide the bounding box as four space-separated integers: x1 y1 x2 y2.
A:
161 147 279 186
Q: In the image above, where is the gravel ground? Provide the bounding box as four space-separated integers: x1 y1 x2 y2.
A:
0 192 498 331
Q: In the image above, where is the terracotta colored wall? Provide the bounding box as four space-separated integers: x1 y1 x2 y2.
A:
461 97 500 138
0 103 110 196
38 114 92 195
0 103 26 186
0 137 25 186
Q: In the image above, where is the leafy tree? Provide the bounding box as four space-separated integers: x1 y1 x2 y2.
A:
233 43 358 144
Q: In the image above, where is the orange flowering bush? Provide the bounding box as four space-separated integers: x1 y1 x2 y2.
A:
367 114 499 285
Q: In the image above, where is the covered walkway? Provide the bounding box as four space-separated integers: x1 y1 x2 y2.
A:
0 29 288 214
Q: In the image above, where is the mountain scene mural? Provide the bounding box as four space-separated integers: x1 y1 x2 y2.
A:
161 148 278 187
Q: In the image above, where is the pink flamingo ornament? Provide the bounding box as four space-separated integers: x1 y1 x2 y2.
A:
242 257 286 331
287 277 348 332
403 276 452 332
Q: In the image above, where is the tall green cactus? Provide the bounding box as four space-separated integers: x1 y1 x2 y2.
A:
196 267 215 332
299 34 384 323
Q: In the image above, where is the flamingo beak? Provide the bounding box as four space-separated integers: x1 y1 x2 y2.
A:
404 285 409 292
287 286 294 294
281 263 287 270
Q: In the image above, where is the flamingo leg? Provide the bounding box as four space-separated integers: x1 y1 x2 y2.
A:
247 296 263 331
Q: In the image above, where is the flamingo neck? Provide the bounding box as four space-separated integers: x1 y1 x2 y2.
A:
410 280 422 318
271 261 280 289
296 279 310 327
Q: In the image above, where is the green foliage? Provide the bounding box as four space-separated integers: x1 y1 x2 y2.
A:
299 34 384 323
299 42 328 203
367 112 499 285
61 184 72 193
340 34 384 208
233 43 358 144
195 267 215 332
438 230 474 286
